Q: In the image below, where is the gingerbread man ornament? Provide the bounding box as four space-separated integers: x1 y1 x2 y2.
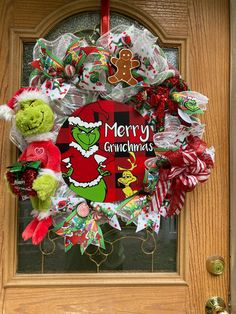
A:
108 48 140 86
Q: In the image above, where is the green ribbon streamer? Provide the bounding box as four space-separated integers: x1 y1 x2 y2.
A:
8 161 41 173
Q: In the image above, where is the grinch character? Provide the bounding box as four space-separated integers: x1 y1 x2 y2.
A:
0 87 61 244
61 102 110 202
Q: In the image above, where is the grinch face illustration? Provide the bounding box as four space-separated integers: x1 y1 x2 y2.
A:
71 125 100 151
59 102 110 202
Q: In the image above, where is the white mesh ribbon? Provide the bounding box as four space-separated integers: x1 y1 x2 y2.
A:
153 115 205 151
32 33 109 96
33 33 87 61
52 86 98 116
97 25 175 102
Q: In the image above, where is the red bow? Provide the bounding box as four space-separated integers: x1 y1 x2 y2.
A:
154 136 214 216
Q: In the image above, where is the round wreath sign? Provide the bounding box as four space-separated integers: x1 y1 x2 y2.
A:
0 25 214 253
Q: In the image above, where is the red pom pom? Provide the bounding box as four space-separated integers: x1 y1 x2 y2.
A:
122 35 131 45
45 80 53 89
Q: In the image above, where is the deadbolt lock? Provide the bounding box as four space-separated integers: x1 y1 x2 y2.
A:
205 296 229 313
206 256 225 275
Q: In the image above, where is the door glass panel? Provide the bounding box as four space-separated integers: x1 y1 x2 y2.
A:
18 12 178 273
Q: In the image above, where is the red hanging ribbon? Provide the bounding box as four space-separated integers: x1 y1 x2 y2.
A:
100 0 110 35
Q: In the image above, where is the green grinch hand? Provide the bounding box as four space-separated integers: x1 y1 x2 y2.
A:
98 163 110 177
33 174 58 201
62 167 73 178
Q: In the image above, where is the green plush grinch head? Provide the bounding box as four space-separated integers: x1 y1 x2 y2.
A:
71 125 100 151
15 99 54 137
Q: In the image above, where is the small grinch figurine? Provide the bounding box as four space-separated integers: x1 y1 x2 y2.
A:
0 87 61 244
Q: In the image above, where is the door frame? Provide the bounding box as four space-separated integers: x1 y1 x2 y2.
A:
230 0 236 312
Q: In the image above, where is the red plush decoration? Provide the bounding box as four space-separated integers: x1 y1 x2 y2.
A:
22 218 39 241
22 216 53 245
18 140 61 244
2 86 62 245
19 140 61 172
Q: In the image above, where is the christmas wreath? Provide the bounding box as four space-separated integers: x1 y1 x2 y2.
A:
0 24 214 254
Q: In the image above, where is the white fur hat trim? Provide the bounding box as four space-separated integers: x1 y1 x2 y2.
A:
68 116 102 128
16 90 50 105
0 104 14 121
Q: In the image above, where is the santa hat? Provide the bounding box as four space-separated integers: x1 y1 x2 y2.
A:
0 87 49 121
68 101 109 128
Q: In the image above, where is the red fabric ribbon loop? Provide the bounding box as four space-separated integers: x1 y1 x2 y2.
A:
101 0 110 35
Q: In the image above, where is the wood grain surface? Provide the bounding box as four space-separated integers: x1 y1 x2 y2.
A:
231 0 236 312
0 0 230 313
4 286 188 313
0 1 14 313
12 0 188 37
187 1 229 312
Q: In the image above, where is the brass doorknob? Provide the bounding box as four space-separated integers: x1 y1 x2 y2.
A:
205 296 229 313
206 256 225 275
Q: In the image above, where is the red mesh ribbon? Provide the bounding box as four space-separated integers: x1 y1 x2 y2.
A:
101 0 110 35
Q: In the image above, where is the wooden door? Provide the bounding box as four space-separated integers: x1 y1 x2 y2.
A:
0 0 229 313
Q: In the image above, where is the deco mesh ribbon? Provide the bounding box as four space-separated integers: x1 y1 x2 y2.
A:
3 24 215 254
